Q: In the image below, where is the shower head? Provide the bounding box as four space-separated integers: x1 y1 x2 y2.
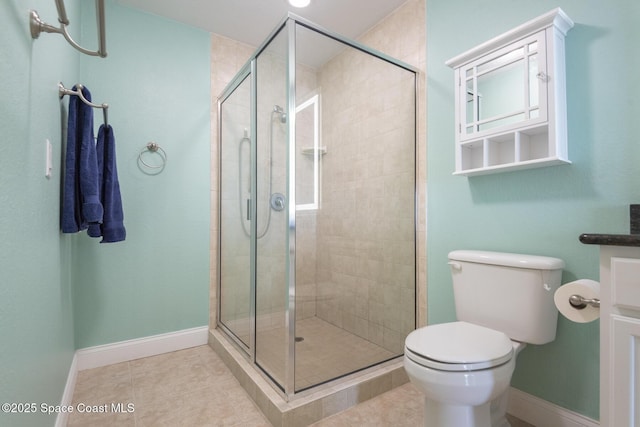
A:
273 105 287 123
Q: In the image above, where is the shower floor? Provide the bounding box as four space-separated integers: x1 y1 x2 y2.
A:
254 316 397 391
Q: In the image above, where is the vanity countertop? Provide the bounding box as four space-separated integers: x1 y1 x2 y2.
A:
579 233 640 247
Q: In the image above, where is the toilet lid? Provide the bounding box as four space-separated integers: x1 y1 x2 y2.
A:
405 322 514 371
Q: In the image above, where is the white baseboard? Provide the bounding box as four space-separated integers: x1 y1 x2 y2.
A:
508 387 599 427
76 326 209 371
55 353 78 427
56 326 208 426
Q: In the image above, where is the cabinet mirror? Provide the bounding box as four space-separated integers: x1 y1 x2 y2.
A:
462 33 545 140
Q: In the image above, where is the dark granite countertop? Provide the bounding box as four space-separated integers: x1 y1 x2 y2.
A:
579 233 640 247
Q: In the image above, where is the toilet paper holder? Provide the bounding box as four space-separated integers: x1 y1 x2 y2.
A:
568 294 600 310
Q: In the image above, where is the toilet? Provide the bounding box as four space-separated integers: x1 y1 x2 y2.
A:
404 250 565 427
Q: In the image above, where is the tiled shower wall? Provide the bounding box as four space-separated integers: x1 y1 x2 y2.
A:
294 66 321 322
304 0 426 353
314 44 417 354
363 0 427 331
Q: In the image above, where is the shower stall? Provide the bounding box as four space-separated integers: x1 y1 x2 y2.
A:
217 13 417 399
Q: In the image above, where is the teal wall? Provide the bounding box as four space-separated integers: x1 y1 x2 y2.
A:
427 0 640 420
73 1 211 348
0 0 210 425
0 1 78 425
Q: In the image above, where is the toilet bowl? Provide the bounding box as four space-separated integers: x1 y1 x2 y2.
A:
404 322 524 427
404 250 565 427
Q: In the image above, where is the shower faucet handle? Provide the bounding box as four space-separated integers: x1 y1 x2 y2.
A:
270 193 286 211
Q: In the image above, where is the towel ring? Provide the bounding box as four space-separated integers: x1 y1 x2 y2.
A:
138 142 167 169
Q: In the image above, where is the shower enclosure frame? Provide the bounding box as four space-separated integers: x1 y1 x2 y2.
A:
217 12 419 401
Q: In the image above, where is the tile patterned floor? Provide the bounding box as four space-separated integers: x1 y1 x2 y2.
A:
68 345 270 427
68 344 534 426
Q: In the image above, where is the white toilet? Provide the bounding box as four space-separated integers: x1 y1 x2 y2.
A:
404 250 565 427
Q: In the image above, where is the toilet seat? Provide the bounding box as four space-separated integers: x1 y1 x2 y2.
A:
405 321 514 372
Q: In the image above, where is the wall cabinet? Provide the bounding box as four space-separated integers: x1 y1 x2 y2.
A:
446 8 573 176
599 247 640 426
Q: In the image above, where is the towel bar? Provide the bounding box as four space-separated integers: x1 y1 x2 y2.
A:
59 82 109 126
30 0 107 58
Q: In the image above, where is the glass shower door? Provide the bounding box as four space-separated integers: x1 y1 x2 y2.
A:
219 73 252 349
293 23 417 392
254 26 289 390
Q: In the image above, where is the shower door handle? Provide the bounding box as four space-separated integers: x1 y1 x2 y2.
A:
246 198 251 221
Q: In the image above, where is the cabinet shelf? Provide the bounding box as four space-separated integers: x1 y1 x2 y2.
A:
454 124 570 176
454 156 570 177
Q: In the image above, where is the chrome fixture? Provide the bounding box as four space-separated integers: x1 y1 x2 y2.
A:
270 193 286 211
58 82 108 126
569 294 600 309
237 106 287 238
138 142 168 170
30 0 107 58
273 105 287 123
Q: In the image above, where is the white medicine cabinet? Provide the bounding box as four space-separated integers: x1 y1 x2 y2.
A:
446 8 574 176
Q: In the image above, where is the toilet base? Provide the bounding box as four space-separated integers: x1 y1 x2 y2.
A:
422 391 510 427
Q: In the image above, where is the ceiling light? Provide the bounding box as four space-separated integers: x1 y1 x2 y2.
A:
289 0 311 8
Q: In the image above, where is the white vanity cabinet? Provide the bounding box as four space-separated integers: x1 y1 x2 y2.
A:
599 246 640 426
446 8 573 176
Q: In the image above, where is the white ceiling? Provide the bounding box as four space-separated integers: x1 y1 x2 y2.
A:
116 0 410 48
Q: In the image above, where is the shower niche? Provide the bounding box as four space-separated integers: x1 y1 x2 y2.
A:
216 13 417 408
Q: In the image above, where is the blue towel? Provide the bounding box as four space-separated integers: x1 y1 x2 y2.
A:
61 85 103 233
88 125 126 243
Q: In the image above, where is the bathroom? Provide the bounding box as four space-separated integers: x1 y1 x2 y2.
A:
0 0 637 425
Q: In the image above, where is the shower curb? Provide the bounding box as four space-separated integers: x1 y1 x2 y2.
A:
209 328 409 427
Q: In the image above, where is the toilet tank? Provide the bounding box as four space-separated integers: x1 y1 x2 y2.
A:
448 250 565 345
